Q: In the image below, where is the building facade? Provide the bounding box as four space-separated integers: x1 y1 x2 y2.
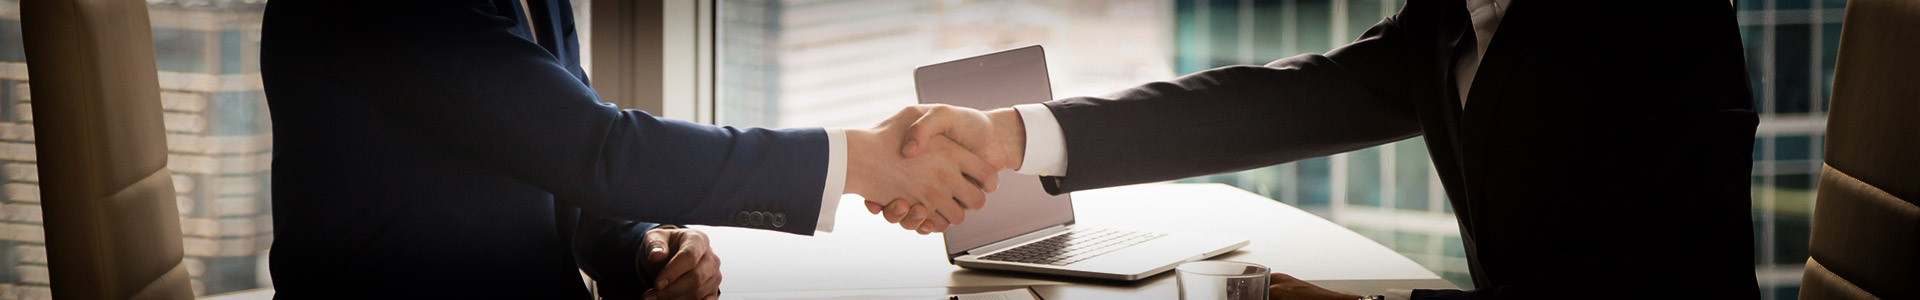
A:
0 0 275 297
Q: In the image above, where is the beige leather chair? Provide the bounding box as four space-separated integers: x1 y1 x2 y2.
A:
1799 0 1920 299
19 0 195 299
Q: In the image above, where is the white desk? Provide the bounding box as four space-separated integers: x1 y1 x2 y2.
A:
701 183 1456 299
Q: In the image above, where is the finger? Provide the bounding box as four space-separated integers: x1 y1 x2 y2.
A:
659 251 718 299
902 105 957 157
645 233 672 264
945 170 987 213
882 199 913 223
660 267 704 299
899 205 928 231
653 235 709 291
865 201 884 214
945 135 1002 194
1269 273 1297 284
920 211 953 234
694 254 723 299
648 246 670 265
917 181 965 225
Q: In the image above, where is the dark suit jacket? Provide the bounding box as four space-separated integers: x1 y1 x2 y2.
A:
1036 1 1760 298
260 0 827 298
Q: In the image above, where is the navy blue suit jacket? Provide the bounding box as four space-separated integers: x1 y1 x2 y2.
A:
259 0 827 298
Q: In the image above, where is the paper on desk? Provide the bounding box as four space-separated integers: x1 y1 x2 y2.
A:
738 287 1038 300
953 288 1040 300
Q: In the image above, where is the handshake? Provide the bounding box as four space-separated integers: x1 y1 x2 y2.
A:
842 104 1030 234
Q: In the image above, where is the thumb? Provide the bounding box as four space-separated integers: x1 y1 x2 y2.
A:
646 242 670 264
901 109 954 158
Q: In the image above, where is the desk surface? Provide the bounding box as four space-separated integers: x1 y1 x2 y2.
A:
702 183 1456 299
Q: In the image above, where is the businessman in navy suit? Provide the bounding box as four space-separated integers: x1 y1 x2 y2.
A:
259 0 1000 299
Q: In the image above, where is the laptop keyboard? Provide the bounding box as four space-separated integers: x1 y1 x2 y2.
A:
979 228 1168 266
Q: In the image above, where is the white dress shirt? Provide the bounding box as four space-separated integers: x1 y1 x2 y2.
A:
816 129 849 233
1013 1 1507 297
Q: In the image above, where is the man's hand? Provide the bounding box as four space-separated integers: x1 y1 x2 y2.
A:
900 105 1027 170
1267 273 1361 300
640 227 720 300
864 199 932 233
865 105 1027 231
845 107 1003 234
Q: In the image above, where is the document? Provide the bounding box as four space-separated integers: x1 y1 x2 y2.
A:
952 288 1041 300
738 287 1039 300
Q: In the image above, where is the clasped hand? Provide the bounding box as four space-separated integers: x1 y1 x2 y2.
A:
846 105 1027 234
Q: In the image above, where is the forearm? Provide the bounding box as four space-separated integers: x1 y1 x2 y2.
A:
1041 57 1420 193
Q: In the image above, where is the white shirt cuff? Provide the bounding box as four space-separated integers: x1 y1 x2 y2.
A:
1383 289 1413 300
1012 104 1067 176
816 128 848 233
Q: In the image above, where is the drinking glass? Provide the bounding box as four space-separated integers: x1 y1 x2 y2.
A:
1176 260 1270 300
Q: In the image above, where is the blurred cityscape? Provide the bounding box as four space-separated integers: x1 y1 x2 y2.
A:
0 0 277 298
717 0 1844 298
0 0 1847 299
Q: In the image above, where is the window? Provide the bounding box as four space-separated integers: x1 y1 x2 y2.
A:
0 1 277 297
0 0 605 296
715 1 1846 297
715 0 1178 128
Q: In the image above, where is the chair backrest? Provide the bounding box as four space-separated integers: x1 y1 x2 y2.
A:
19 0 194 299
1799 0 1920 299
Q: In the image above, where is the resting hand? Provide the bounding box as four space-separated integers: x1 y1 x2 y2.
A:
640 227 720 300
845 108 1002 233
1267 273 1361 300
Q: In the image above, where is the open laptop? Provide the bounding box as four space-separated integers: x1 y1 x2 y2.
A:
915 45 1249 281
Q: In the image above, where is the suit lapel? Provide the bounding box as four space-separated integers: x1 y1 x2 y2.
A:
1429 0 1492 287
1420 0 1473 228
1458 0 1531 209
1439 11 1471 169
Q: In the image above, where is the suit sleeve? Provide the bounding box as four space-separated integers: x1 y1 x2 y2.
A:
262 0 820 234
1037 13 1424 194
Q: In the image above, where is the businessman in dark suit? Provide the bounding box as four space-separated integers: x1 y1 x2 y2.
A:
259 0 1001 299
880 0 1761 299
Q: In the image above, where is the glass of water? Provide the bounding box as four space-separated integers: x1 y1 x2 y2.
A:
1176 261 1271 300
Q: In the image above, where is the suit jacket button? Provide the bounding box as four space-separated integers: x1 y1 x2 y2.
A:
735 211 751 226
770 212 787 228
749 211 766 226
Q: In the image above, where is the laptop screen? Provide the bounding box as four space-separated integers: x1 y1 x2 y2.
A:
913 46 1075 256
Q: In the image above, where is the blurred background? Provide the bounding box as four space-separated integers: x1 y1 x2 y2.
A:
0 0 1842 298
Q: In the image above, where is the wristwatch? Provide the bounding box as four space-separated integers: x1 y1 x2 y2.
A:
1359 296 1386 300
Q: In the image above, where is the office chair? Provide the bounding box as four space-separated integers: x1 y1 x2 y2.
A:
20 0 196 299
1798 0 1920 299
